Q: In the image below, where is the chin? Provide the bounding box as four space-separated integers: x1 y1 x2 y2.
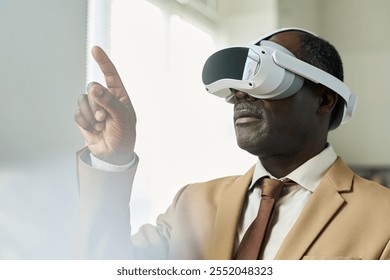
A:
236 140 262 157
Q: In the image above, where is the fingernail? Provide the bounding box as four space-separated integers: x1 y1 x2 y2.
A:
95 110 106 121
94 89 103 97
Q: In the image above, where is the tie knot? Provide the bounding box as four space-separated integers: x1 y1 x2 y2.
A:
260 178 284 199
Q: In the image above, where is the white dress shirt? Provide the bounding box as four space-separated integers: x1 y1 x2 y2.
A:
236 145 337 259
90 145 337 260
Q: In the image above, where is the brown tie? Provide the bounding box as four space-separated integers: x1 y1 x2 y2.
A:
235 178 284 260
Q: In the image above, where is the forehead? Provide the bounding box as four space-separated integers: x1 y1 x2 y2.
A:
267 31 302 56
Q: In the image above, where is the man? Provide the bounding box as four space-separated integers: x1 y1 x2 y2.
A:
74 28 390 259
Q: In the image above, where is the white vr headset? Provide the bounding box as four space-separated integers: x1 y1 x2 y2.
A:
202 27 357 129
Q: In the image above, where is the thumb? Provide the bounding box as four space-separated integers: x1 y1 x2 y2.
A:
90 85 131 122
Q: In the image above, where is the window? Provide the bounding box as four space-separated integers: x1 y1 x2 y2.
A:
87 0 254 232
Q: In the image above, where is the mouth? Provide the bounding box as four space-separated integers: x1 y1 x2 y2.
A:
234 110 263 125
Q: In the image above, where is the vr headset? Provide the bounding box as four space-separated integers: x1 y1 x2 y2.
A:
202 27 357 129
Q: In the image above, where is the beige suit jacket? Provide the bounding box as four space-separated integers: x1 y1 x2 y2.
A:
76 150 390 260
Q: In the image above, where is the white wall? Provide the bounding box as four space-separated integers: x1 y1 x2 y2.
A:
218 0 278 44
321 0 390 165
0 0 87 258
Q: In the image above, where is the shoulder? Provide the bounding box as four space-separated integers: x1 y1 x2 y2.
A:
351 174 390 208
324 157 390 213
328 157 389 195
181 174 245 200
173 166 255 206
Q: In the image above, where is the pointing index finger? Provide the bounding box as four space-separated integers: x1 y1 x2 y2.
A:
91 46 125 96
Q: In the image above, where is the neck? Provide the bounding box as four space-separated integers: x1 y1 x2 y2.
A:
258 143 328 178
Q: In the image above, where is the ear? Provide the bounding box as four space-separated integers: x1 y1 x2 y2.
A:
316 86 338 116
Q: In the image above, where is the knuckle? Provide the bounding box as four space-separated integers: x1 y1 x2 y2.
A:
89 83 104 96
77 94 87 105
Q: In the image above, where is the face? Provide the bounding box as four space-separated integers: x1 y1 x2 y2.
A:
233 31 321 159
233 86 319 159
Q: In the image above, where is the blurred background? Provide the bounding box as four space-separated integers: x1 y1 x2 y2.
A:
0 0 389 259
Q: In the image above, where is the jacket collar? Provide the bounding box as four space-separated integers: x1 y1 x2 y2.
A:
274 157 354 259
206 157 354 260
206 165 255 259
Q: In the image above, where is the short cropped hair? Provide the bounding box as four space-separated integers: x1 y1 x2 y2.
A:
295 31 344 82
295 31 345 129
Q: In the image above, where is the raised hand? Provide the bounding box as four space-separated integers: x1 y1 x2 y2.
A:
75 46 136 165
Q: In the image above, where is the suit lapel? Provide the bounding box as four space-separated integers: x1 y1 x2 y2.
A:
275 158 353 259
207 166 255 259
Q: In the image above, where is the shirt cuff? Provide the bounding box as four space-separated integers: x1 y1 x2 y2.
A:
90 152 138 171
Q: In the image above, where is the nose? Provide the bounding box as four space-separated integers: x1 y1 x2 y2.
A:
232 89 257 103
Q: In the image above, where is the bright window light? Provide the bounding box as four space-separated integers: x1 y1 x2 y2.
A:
92 0 254 232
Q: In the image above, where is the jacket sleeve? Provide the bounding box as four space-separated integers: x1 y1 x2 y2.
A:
130 186 187 259
74 148 138 259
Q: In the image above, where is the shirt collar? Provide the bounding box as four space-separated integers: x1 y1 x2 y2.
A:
249 144 337 193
